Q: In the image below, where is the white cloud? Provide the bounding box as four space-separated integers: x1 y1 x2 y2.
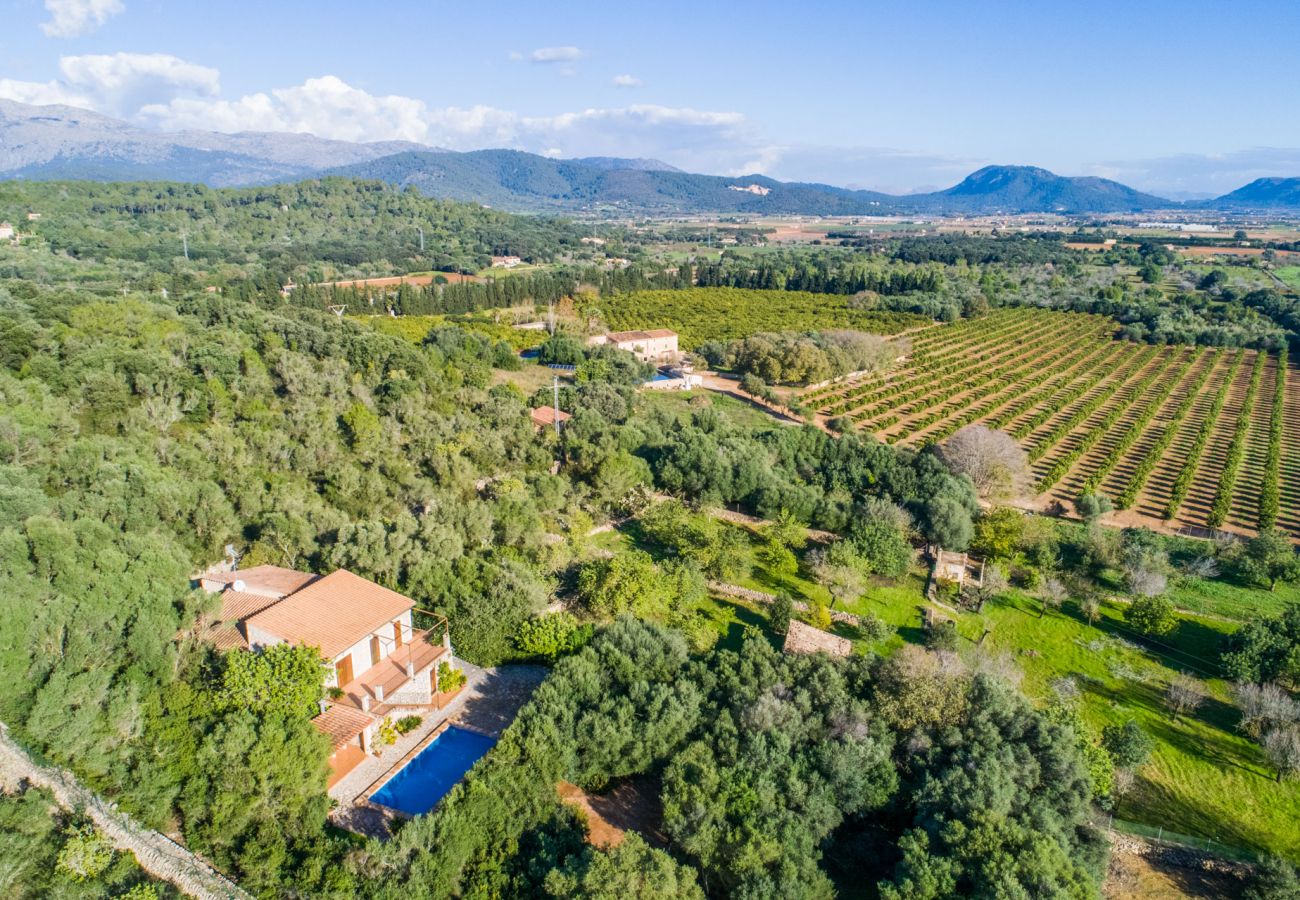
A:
1 61 765 175
1086 148 1300 198
136 75 758 171
141 75 433 143
612 74 642 88
529 46 582 64
0 77 95 108
41 0 125 38
0 53 219 117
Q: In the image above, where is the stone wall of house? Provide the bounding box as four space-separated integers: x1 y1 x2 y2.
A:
386 667 432 706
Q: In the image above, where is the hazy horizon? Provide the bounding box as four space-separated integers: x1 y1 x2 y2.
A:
2 0 1298 196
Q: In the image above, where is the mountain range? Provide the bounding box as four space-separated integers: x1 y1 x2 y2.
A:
2 98 1299 215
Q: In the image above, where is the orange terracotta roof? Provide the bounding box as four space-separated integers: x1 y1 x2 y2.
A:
202 565 319 598
312 704 374 749
244 569 414 659
530 406 572 427
207 623 249 652
216 590 280 623
606 329 677 343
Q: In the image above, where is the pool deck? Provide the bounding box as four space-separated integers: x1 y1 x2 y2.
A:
327 662 547 839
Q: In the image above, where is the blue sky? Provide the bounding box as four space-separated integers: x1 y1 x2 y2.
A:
3 0 1299 195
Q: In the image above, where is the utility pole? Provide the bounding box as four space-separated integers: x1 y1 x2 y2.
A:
417 226 425 253
552 376 562 436
181 231 189 261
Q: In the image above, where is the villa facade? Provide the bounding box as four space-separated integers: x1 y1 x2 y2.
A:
200 565 459 786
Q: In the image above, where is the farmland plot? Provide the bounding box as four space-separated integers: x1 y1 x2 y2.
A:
802 309 1298 538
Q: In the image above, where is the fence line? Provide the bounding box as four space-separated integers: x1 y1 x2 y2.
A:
0 722 250 900
1094 810 1259 865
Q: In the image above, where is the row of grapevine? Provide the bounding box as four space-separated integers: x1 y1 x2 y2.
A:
1163 350 1247 520
1112 350 1223 509
1206 352 1266 528
817 314 1053 418
988 341 1132 433
807 310 1105 417
1259 348 1288 528
1011 346 1157 444
802 312 1022 408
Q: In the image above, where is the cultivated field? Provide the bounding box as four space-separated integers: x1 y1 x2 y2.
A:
802 309 1298 538
600 287 926 347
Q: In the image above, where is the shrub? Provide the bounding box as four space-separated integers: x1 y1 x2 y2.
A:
858 612 892 642
768 593 793 636
1101 720 1153 770
395 715 423 735
514 613 594 663
56 825 114 883
926 619 959 652
438 661 467 694
1125 595 1177 637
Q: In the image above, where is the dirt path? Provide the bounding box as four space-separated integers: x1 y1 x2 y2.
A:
0 723 249 900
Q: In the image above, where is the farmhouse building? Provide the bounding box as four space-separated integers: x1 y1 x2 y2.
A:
200 565 460 786
0 223 14 241
933 549 983 587
491 255 523 268
591 329 679 362
530 406 571 432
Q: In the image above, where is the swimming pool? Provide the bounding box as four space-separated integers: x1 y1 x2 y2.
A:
369 726 496 816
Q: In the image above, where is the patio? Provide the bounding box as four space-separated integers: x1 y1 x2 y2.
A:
327 662 547 839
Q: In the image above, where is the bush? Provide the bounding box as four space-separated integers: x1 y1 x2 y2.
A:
768 593 793 636
395 715 423 735
858 612 892 642
514 613 594 663
1101 720 1153 770
438 661 467 694
926 619 959 652
1125 595 1177 637
56 825 114 883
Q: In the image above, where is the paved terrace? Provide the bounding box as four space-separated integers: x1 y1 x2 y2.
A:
335 629 446 716
328 662 547 839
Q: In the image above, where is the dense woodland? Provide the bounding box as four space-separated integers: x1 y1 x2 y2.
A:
1 178 1299 898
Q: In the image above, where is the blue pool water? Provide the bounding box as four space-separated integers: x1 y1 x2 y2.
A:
370 726 496 815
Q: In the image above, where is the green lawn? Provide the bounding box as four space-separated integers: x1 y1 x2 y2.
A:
594 507 1300 859
850 579 1300 859
635 389 791 433
1275 266 1300 290
1168 574 1300 620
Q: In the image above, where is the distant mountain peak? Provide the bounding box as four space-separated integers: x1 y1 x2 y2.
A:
934 164 1171 212
1 98 1294 215
569 156 682 173
1209 176 1300 210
